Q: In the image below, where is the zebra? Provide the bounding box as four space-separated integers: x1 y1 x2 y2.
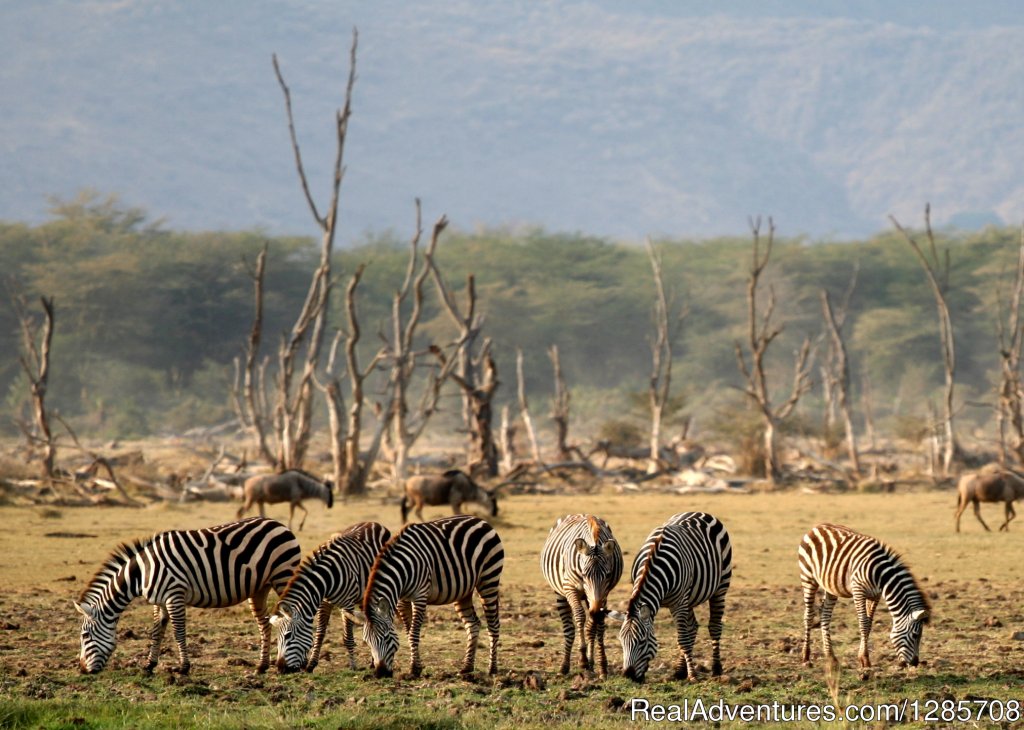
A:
352 514 504 678
608 511 732 683
236 469 334 531
799 523 930 673
269 521 391 673
400 469 498 523
74 517 301 675
540 513 623 676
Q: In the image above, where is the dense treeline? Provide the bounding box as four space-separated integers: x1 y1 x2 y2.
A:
2 192 1018 447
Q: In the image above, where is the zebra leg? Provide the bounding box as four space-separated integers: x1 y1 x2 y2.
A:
973 501 992 531
554 595 576 675
166 596 190 675
589 610 609 677
397 600 413 634
308 600 333 672
340 611 357 670
145 604 170 673
671 605 700 681
800 581 818 665
819 593 838 663
565 590 591 671
249 586 273 673
407 601 427 678
708 590 727 677
455 596 481 675
852 588 872 669
481 588 500 675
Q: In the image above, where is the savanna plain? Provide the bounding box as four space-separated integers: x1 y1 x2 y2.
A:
0 488 1021 729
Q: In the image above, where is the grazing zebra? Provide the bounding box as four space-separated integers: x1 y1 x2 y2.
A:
354 514 504 678
799 523 930 673
270 522 391 673
609 512 732 683
237 469 334 531
74 517 301 675
540 513 623 676
954 468 1024 532
400 469 498 523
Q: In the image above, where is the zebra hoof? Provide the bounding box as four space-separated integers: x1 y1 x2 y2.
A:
410 665 423 679
256 663 269 675
711 662 723 677
859 670 871 681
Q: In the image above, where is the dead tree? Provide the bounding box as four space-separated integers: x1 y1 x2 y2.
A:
995 224 1024 466
266 30 357 469
313 328 346 492
12 294 56 479
645 240 685 474
425 249 500 476
820 281 861 476
734 217 814 482
890 205 959 475
516 348 543 465
385 204 461 479
548 344 573 461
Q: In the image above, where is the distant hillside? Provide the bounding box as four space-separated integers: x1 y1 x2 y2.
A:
3 1 1023 241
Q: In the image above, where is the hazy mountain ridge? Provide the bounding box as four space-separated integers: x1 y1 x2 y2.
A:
3 1 1022 241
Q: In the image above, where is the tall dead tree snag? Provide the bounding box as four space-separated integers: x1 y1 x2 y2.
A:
263 30 357 470
734 217 814 482
516 347 543 465
995 224 1024 465
645 240 685 474
548 344 573 461
13 294 56 479
820 281 861 477
890 204 959 475
426 250 500 476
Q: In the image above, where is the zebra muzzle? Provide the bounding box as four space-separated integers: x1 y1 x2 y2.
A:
623 665 645 683
276 658 301 674
374 664 394 679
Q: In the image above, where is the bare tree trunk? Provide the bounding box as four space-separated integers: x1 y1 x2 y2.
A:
13 294 56 480
268 30 358 470
644 239 683 474
313 329 347 491
861 369 877 452
996 224 1024 466
233 243 275 465
516 348 542 464
445 341 500 476
734 217 814 483
548 344 572 461
890 205 958 475
821 288 861 476
500 404 516 474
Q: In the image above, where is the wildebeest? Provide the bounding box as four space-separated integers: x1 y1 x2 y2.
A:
954 468 1024 532
237 469 334 531
400 469 497 523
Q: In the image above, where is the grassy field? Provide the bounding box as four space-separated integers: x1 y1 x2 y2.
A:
0 488 1022 728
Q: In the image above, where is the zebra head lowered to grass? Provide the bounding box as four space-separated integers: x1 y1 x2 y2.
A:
399 469 498 523
799 523 930 676
350 514 504 679
74 517 301 675
540 513 623 677
269 521 391 673
236 469 334 531
608 511 733 683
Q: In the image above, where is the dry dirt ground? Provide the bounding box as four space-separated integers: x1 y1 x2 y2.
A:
0 488 1022 728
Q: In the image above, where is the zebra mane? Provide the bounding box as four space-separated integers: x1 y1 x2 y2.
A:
78 537 150 604
586 515 604 545
362 527 408 614
852 528 932 616
628 532 665 610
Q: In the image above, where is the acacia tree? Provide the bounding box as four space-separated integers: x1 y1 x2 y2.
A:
995 224 1024 465
734 217 814 482
890 205 958 475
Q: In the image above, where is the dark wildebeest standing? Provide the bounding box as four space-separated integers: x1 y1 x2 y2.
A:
954 468 1024 532
400 469 498 523
237 469 334 531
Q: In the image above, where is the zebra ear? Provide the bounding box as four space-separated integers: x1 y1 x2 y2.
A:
911 609 929 623
574 538 590 556
373 597 390 617
277 605 292 620
73 601 95 619
601 539 618 557
606 610 627 623
269 613 283 628
341 609 366 626
638 604 655 622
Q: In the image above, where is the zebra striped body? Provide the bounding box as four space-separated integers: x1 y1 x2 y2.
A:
799 523 930 672
613 512 732 682
540 514 623 676
270 522 391 673
74 517 300 674
360 514 504 678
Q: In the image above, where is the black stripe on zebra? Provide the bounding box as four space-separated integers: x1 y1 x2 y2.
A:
610 511 732 683
358 514 504 679
798 523 930 674
540 513 623 676
74 517 301 675
270 521 391 673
